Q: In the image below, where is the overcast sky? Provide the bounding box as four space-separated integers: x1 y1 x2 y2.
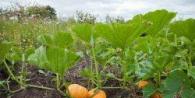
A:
0 0 195 20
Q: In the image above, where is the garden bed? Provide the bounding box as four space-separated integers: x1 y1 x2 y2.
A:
0 61 142 98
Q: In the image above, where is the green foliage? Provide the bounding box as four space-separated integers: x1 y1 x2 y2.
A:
1 9 195 97
37 32 73 48
0 41 22 64
170 19 195 41
47 47 78 75
162 70 195 98
188 66 195 79
28 32 79 76
72 23 96 43
130 9 176 36
94 38 120 66
96 10 176 49
95 23 132 49
143 83 156 98
71 10 195 90
143 70 195 98
170 19 195 63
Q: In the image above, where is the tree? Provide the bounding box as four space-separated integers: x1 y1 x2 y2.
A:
75 11 96 24
26 5 57 20
105 15 125 23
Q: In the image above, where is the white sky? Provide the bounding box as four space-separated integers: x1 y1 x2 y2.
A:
0 0 195 20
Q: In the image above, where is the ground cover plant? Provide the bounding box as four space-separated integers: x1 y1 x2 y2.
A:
0 9 195 98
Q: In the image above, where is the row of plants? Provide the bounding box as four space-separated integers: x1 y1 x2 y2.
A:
0 9 195 98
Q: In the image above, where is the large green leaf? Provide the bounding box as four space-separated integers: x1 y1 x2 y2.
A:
95 23 133 49
28 46 79 76
37 34 53 46
46 47 79 75
181 87 195 98
96 10 176 49
139 9 176 35
170 19 195 64
170 19 195 41
52 32 73 48
188 66 195 79
37 32 73 48
143 83 156 98
126 9 176 42
28 46 48 69
29 31 79 76
72 23 95 43
162 70 192 98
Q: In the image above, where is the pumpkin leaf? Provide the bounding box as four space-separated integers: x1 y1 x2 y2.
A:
28 46 49 69
188 66 195 79
181 87 195 98
170 19 195 41
46 47 79 76
72 23 96 43
37 32 73 48
28 32 79 76
162 70 191 98
143 83 156 98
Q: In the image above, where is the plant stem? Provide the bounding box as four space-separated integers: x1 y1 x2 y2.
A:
102 86 127 89
28 84 54 90
188 50 192 68
56 73 60 90
57 89 66 96
20 53 27 85
9 84 56 94
121 52 128 87
10 87 24 94
3 60 23 86
91 45 101 88
157 72 161 86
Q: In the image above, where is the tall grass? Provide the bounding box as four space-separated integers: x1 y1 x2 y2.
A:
0 19 71 48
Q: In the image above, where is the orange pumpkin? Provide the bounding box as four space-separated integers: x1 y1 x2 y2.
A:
88 89 106 98
67 84 88 98
151 92 162 98
137 80 149 89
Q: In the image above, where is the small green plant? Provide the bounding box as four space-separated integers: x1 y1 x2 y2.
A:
28 32 79 95
72 23 103 88
0 41 26 93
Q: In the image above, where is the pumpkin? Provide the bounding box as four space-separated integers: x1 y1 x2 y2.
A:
151 92 162 98
67 84 88 98
88 89 106 98
137 80 149 89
